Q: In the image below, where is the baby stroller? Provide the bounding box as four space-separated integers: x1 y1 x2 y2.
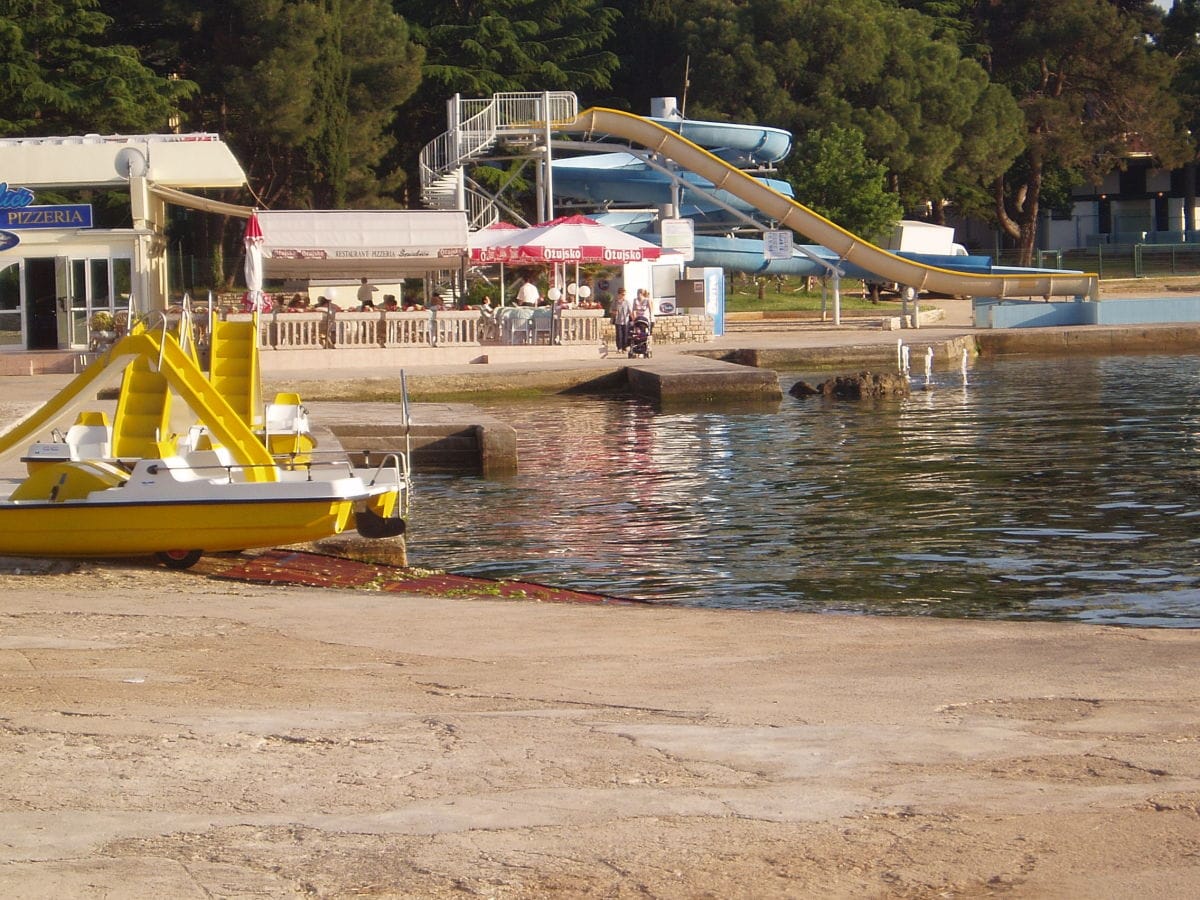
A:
627 315 652 358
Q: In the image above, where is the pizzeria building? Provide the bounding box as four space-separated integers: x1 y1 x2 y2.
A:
0 133 474 373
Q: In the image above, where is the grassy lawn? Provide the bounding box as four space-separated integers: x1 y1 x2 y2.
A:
724 275 895 313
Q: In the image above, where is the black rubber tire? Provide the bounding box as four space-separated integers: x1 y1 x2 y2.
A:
355 509 407 539
155 549 203 570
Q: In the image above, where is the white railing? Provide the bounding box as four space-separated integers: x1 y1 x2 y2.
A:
227 308 605 352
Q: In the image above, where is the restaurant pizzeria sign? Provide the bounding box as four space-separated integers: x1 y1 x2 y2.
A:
0 182 94 229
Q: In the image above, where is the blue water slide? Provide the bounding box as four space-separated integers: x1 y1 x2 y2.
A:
643 234 995 279
643 117 793 167
553 152 793 230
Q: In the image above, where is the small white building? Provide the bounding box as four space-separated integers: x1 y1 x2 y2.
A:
0 132 247 353
0 135 469 358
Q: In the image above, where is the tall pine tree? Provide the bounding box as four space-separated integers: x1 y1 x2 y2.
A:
0 0 193 136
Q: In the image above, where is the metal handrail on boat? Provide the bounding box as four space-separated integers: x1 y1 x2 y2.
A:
146 456 358 481
366 451 411 520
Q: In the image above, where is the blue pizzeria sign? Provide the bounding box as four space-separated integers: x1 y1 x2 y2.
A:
1 204 93 230
0 182 93 229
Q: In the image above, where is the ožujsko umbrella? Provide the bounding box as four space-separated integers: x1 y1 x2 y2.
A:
468 221 523 264
468 221 526 305
475 215 663 306
488 214 663 264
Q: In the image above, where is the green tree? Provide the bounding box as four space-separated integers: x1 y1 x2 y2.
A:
391 0 621 206
1162 0 1200 232
605 0 688 113
785 124 902 240
676 0 1022 230
975 0 1191 263
105 0 421 210
103 0 421 285
0 0 193 136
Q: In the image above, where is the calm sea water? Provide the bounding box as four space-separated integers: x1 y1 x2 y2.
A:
405 354 1200 627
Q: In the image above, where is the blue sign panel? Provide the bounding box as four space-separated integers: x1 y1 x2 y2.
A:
0 230 19 251
1 204 93 230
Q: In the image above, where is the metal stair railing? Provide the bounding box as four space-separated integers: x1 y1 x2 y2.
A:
419 92 579 227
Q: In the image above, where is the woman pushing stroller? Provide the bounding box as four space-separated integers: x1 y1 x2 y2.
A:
628 288 654 358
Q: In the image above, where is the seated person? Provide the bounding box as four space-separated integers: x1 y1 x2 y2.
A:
478 296 499 341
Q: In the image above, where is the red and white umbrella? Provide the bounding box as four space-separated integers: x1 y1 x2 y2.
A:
489 214 663 264
242 211 271 312
468 221 523 263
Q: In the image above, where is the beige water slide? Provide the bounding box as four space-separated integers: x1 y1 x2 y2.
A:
562 108 1099 301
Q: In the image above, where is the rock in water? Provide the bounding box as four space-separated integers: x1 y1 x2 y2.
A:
788 380 821 398
792 371 911 401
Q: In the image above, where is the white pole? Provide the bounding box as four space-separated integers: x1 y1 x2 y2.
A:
543 91 555 222
961 347 969 386
924 346 934 389
832 271 841 326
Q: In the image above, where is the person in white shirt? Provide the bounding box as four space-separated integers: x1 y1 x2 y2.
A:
356 276 378 307
631 288 654 329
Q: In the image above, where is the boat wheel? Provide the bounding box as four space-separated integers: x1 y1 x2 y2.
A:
155 549 203 570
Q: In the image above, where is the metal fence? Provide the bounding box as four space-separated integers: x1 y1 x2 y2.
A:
992 245 1200 281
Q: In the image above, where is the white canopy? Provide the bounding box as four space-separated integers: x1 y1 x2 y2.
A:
257 209 469 278
0 132 247 189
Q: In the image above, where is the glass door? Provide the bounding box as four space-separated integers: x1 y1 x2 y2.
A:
0 263 20 348
68 257 133 348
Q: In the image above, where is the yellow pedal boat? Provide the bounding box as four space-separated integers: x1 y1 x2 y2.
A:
0 319 409 568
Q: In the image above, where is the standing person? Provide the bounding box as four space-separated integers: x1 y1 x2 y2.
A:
611 287 632 351
551 289 570 344
478 295 499 342
356 276 378 307
631 288 654 330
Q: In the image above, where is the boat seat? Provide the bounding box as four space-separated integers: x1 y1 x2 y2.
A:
185 448 240 480
10 460 128 502
65 411 112 461
263 392 313 458
264 392 309 435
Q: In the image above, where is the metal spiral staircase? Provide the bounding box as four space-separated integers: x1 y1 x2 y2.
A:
418 92 579 230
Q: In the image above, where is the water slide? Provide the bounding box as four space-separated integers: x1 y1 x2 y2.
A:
552 151 797 229
557 108 1099 300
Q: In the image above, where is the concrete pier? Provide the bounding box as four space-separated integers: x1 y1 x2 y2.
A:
300 355 786 474
625 356 782 404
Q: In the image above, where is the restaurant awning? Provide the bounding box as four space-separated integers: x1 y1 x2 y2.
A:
257 209 469 278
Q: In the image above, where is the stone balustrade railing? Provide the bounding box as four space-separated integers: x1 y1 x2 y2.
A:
221 307 609 351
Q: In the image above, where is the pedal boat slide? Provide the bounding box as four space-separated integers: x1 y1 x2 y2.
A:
0 316 409 569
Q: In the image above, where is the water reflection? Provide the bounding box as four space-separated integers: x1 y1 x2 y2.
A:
407 354 1200 627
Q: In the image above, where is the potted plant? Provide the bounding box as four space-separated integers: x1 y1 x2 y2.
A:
89 310 114 331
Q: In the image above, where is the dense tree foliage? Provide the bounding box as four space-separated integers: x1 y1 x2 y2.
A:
15 0 1200 266
972 0 1190 263
389 0 621 205
104 0 421 210
786 124 902 240
671 0 1022 235
103 0 421 284
0 0 193 136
